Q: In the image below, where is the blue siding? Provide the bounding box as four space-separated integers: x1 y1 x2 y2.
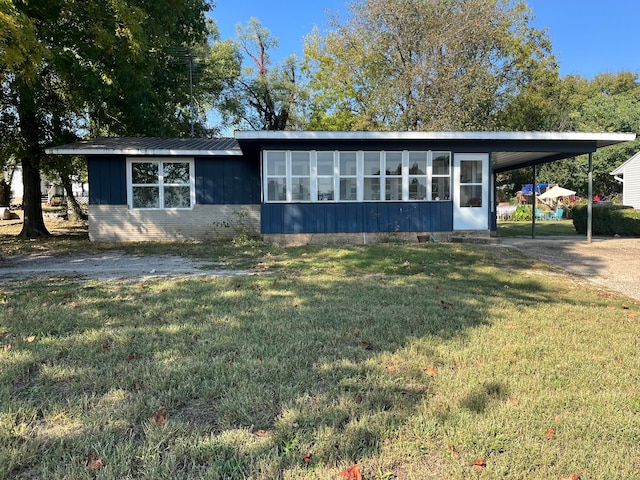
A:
88 156 126 205
261 202 453 234
196 157 260 205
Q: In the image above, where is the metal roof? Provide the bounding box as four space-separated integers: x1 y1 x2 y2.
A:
46 137 241 156
46 132 636 173
235 130 636 173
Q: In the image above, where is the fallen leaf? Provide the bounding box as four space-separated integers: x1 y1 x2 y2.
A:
51 411 66 421
507 323 517 329
127 353 136 361
387 365 396 372
472 458 486 470
86 452 103 469
448 444 459 456
629 313 638 319
102 342 111 350
302 452 312 466
545 427 555 440
622 304 630 309
560 474 580 480
27 335 36 343
423 367 437 376
338 464 362 480
383 438 389 446
150 407 166 426
255 429 268 437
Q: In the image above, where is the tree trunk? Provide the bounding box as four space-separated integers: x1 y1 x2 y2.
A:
19 155 50 238
17 83 50 238
60 173 87 220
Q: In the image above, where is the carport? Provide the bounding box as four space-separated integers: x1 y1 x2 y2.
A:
489 131 636 241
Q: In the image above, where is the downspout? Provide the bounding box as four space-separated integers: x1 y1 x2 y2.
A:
587 152 593 243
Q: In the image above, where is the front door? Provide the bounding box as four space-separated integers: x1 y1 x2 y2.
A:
453 153 489 230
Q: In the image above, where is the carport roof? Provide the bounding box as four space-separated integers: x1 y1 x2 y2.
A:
47 131 636 172
235 131 636 173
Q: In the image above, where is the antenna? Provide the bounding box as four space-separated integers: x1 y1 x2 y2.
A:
167 46 200 137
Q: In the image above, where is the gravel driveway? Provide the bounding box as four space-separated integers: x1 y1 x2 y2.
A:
501 236 640 302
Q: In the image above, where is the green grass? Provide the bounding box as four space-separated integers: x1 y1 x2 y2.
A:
1 240 639 479
497 219 578 237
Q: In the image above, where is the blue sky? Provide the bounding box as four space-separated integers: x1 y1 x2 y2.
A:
211 0 639 79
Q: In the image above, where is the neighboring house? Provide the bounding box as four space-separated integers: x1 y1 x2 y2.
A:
611 151 640 209
46 131 635 243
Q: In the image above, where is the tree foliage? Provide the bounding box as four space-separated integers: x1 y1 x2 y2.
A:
303 0 556 131
217 18 303 131
1 0 238 237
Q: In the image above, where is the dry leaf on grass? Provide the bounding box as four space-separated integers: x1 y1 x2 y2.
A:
338 464 362 480
302 452 312 466
545 427 555 440
150 407 166 425
560 474 580 480
448 444 459 456
86 452 103 469
472 458 486 470
423 367 437 376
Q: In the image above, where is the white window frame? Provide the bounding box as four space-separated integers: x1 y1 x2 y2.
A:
262 150 451 203
126 157 195 210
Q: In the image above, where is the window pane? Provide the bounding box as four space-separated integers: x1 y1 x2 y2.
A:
460 185 482 207
340 152 357 175
385 178 402 200
409 178 427 200
163 162 190 184
408 152 427 174
364 178 380 200
340 178 357 200
267 179 286 201
363 152 381 176
267 152 287 175
164 186 191 208
132 162 158 184
385 152 402 175
132 186 159 208
461 160 482 183
317 152 334 176
433 153 450 175
432 177 450 201
291 152 310 175
291 178 310 201
317 177 334 201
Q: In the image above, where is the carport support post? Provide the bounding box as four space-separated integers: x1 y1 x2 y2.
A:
531 164 537 239
587 152 593 243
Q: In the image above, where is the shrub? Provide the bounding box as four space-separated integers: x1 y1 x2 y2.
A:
572 204 640 236
512 205 532 221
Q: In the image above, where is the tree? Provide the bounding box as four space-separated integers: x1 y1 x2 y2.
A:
303 0 556 131
1 0 238 237
536 72 640 198
217 18 303 130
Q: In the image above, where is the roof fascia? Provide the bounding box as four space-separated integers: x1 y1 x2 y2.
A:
45 147 242 156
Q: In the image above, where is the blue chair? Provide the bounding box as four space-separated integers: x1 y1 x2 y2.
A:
552 208 564 220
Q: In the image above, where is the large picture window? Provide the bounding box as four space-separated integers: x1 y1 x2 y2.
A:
128 158 194 209
263 150 451 203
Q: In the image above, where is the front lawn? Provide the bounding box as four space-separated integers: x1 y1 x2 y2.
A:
1 240 638 479
497 219 578 237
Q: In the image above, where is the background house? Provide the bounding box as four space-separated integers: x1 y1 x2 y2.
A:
47 131 635 243
611 151 640 209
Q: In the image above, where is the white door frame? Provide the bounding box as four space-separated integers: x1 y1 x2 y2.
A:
453 153 489 230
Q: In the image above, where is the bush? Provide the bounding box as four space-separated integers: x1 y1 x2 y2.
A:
512 205 532 221
572 204 640 236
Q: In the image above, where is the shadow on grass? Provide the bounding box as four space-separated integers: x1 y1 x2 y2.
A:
0 243 569 478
